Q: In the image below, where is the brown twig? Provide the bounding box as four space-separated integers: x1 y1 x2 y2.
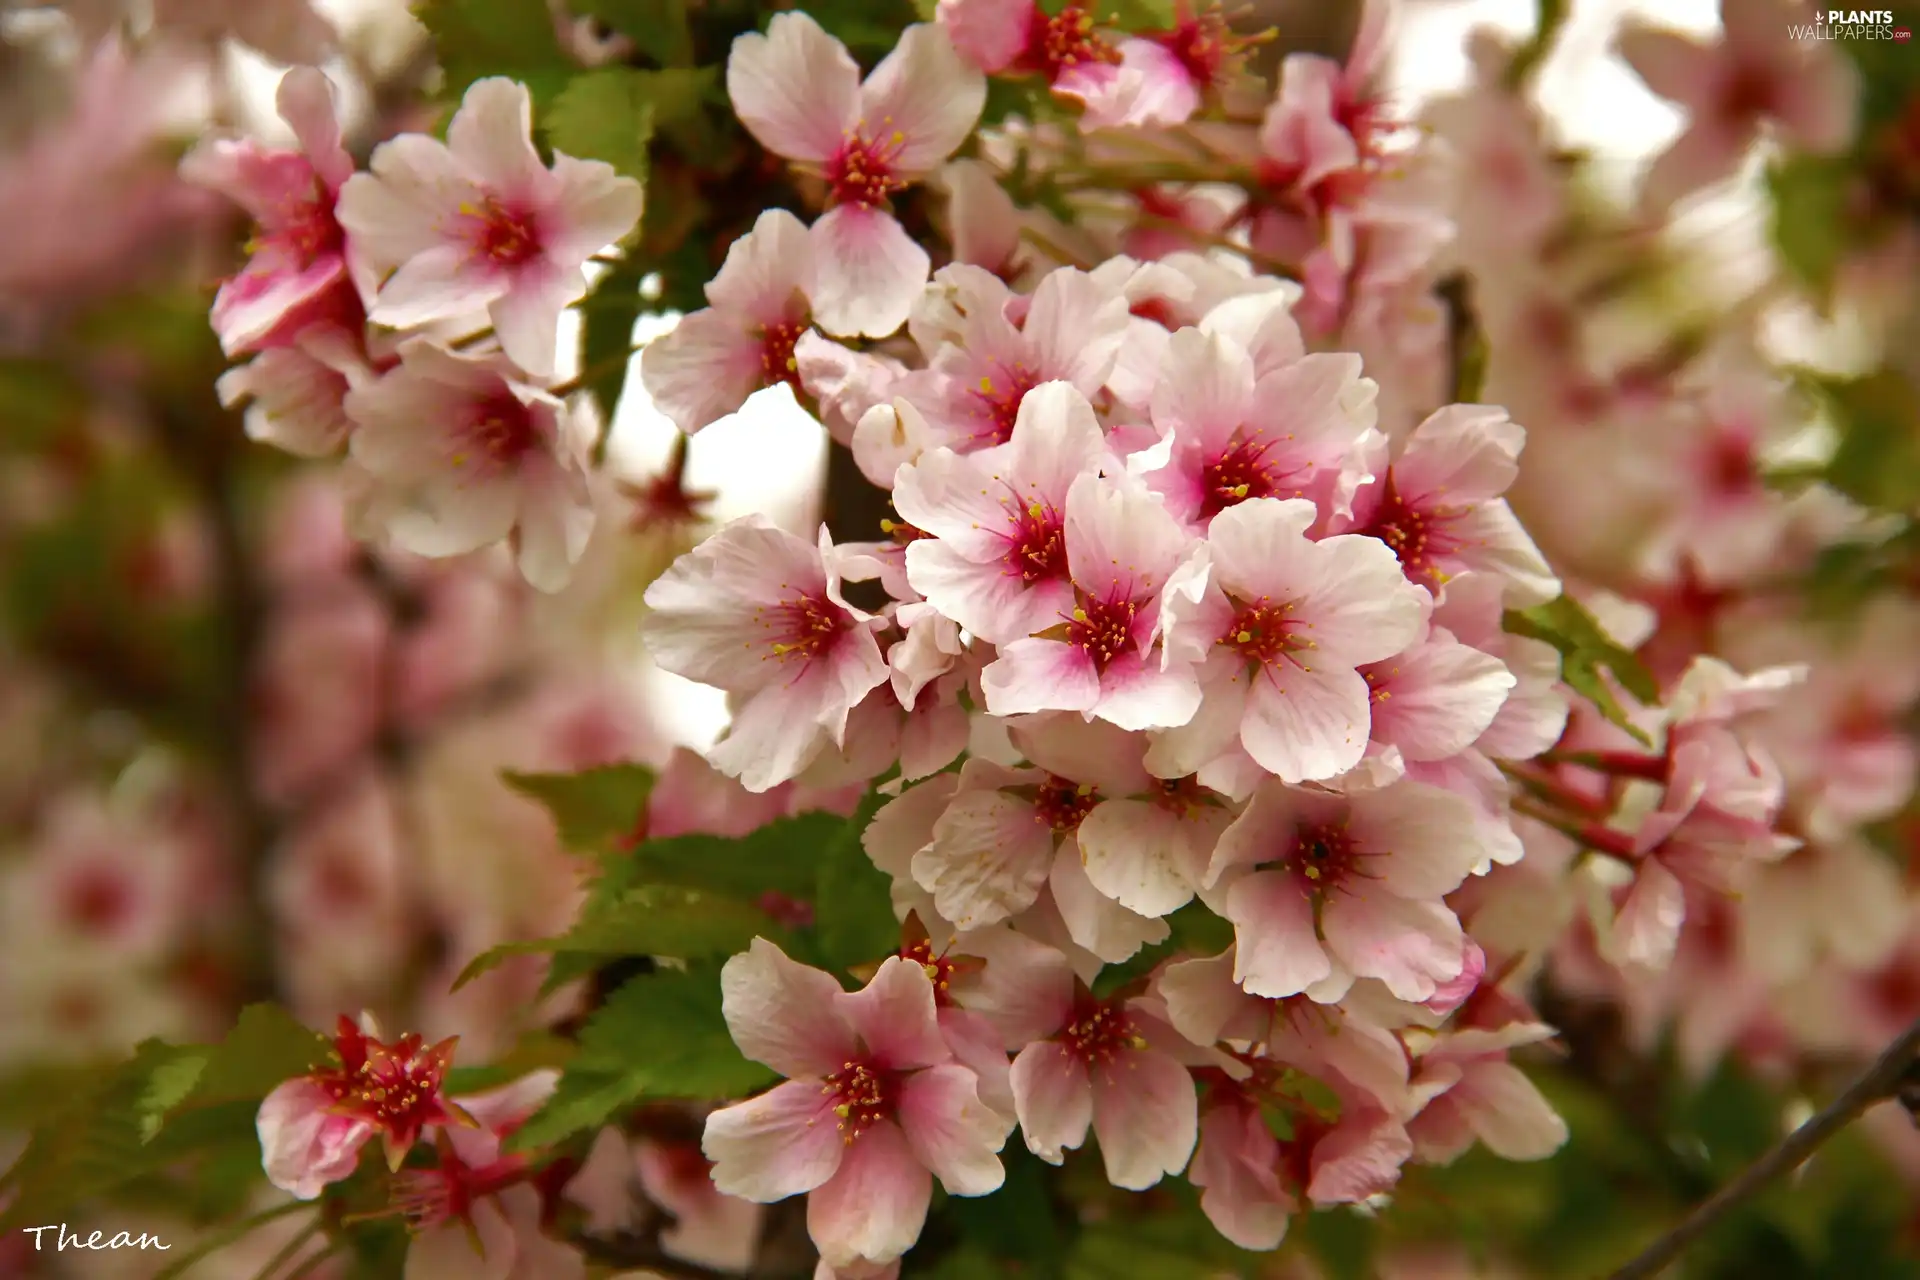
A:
1607 1012 1920 1279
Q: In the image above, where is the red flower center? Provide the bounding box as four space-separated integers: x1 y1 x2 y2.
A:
60 866 134 934
1033 774 1099 833
1200 436 1286 519
1153 774 1209 816
756 591 848 665
1219 597 1307 667
1361 475 1458 585
458 392 539 470
467 198 542 266
1286 821 1358 891
318 1022 458 1151
1027 5 1122 82
1005 499 1069 584
968 363 1042 447
280 183 346 264
1153 7 1236 90
900 938 970 1007
1068 591 1140 674
759 319 807 391
1061 998 1145 1067
827 134 909 209
821 1059 898 1144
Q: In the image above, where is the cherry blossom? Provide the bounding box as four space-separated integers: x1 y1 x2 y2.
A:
936 0 1137 126
1204 779 1487 1003
639 208 818 434
642 518 890 792
336 77 644 378
703 940 1011 1271
890 380 1110 644
1618 0 1858 213
257 1015 469 1198
727 15 985 338
345 339 596 592
1003 946 1202 1188
980 472 1202 730
181 67 359 359
1153 496 1428 785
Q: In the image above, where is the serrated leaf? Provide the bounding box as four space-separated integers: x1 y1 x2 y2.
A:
415 0 573 105
508 968 778 1149
453 883 775 990
544 69 659 184
505 763 656 851
1504 596 1658 746
569 0 693 65
578 253 647 432
811 791 898 973
628 808 847 900
187 1004 334 1106
137 1051 209 1142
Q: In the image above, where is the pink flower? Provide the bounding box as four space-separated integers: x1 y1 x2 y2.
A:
727 16 984 338
1333 404 1558 606
336 78 643 378
1003 949 1201 1188
703 940 1010 1271
1141 325 1380 533
1152 496 1427 785
257 1015 470 1199
1016 713 1234 920
1203 780 1486 1003
980 472 1202 730
936 0 1134 125
639 208 817 434
345 338 596 591
1618 0 1857 213
217 324 379 458
903 264 1129 452
1112 1 1261 128
1354 613 1517 782
891 381 1110 644
642 518 891 792
182 67 359 358
1407 1021 1567 1164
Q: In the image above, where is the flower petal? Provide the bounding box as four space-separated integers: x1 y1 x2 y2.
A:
727 12 862 163
809 206 931 339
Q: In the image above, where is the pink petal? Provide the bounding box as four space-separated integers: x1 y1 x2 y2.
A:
1368 633 1515 763
370 243 504 330
981 638 1100 718
1022 267 1131 396
639 308 768 434
898 1063 1009 1195
1451 1061 1568 1161
489 262 586 380
913 790 1058 929
1356 782 1486 900
1157 949 1270 1045
1115 38 1202 126
1615 23 1714 109
935 0 1033 72
721 937 860 1077
809 206 932 340
704 1079 846 1200
1048 842 1171 963
837 956 953 1071
1240 662 1373 784
405 1194 518 1280
1078 798 1222 918
513 450 596 593
1089 1047 1198 1189
1150 328 1255 456
1009 1041 1092 1164
1064 471 1192 596
1393 404 1526 508
1190 1100 1292 1250
1305 1110 1413 1205
1609 858 1687 970
707 207 816 318
543 154 645 263
1321 887 1465 1003
1225 871 1332 999
446 78 547 201
276 66 351 189
806 1121 934 1268
257 1077 374 1199
858 24 987 174
727 12 861 164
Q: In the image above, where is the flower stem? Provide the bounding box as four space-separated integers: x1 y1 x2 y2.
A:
1608 1011 1920 1279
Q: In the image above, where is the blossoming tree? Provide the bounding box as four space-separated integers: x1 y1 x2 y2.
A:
2 0 1920 1277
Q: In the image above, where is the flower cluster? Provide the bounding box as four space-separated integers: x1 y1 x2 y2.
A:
187 70 643 593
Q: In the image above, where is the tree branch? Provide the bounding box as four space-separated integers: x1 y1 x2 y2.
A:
1608 1012 1920 1280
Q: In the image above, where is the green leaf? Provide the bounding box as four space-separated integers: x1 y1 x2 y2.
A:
544 70 658 185
508 968 778 1149
453 883 776 990
187 1004 333 1106
627 808 847 900
811 790 899 973
569 0 693 65
505 763 656 852
1768 156 1853 296
1273 1067 1342 1123
577 254 647 435
137 1053 209 1142
416 0 574 105
1090 901 1234 998
1504 0 1570 90
1504 595 1659 746
799 0 924 55
1812 370 1920 514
